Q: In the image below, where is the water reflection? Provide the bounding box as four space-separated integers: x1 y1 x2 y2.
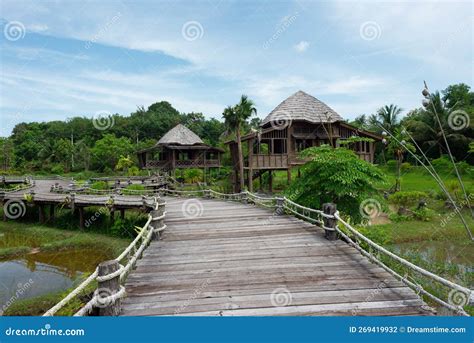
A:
0 234 109 314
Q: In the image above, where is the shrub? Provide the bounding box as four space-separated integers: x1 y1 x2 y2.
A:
183 168 203 183
127 166 140 176
400 162 412 172
285 146 385 223
386 160 397 168
412 207 436 221
90 181 109 190
50 164 65 174
388 191 428 208
431 156 451 172
125 184 145 191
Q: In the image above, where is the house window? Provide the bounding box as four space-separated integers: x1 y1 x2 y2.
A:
273 139 287 154
296 139 311 152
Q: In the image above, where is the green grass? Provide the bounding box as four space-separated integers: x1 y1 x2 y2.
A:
0 222 129 259
375 165 474 193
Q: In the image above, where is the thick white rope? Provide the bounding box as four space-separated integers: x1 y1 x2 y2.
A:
334 211 472 297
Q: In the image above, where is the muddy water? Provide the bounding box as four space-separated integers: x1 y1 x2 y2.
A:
0 230 109 314
389 241 473 285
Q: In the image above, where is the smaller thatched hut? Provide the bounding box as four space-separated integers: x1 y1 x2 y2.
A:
137 124 224 173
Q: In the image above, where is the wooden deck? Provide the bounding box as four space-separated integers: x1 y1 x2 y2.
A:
121 197 432 316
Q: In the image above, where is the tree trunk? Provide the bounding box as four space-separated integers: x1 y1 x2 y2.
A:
236 126 245 192
396 152 402 192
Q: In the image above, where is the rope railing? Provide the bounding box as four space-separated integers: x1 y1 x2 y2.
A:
333 212 471 316
163 188 472 316
43 197 166 317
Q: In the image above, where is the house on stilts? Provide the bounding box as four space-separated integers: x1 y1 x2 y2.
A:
137 124 224 177
226 90 381 193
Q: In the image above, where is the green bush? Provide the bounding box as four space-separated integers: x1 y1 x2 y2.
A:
285 146 385 223
90 181 109 190
412 207 436 221
400 162 412 172
388 191 428 208
50 164 65 174
431 156 452 172
183 168 203 183
127 166 140 176
125 184 145 191
388 213 411 222
386 160 397 168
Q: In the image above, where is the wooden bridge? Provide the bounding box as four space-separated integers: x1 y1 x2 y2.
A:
2 177 466 317
119 196 436 316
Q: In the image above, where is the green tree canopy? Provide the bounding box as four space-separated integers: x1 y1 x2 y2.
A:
285 146 385 222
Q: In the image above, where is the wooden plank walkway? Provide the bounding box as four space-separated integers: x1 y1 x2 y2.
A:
122 197 432 316
3 180 155 208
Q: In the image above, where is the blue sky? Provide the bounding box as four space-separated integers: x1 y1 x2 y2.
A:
0 0 472 136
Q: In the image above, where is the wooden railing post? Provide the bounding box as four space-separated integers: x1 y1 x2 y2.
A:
275 197 284 215
150 204 165 240
241 191 248 204
97 260 121 316
322 203 337 241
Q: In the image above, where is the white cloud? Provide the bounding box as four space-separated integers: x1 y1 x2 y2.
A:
294 40 309 53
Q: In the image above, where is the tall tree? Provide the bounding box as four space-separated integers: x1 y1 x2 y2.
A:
222 95 257 191
369 104 403 134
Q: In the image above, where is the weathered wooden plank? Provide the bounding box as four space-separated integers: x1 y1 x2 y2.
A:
121 196 430 316
121 288 421 316
172 299 428 317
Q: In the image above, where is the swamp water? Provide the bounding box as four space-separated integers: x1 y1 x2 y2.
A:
0 229 109 314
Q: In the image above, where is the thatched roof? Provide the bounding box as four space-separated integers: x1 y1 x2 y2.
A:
157 124 204 145
261 90 344 126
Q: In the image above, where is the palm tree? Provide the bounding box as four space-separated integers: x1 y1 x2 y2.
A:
222 95 257 191
406 92 471 157
385 128 415 191
369 104 403 133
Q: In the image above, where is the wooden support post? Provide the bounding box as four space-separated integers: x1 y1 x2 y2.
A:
150 205 165 240
259 173 263 191
287 168 292 184
322 203 337 241
0 191 5 221
97 260 121 316
298 168 301 178
78 207 85 229
275 197 284 215
120 208 125 219
38 205 45 224
248 168 253 193
110 210 115 220
49 204 55 222
268 170 273 193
